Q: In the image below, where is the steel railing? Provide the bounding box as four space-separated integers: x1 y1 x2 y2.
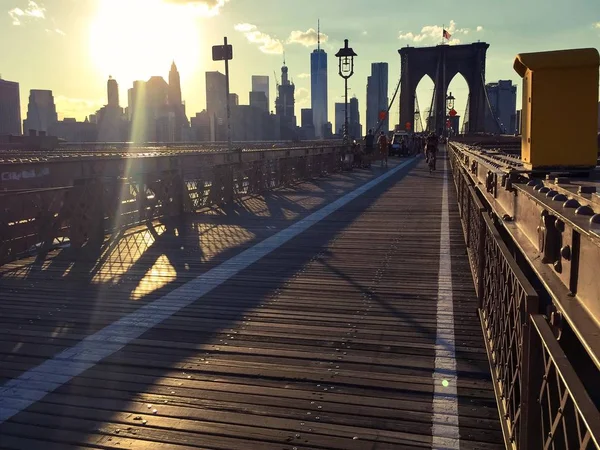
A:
0 148 344 266
449 146 600 449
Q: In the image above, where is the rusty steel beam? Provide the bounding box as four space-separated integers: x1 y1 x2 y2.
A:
450 141 600 370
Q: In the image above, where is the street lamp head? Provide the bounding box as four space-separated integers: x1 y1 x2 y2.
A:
446 92 456 110
336 39 357 79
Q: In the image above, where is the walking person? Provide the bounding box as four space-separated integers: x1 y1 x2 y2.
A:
377 131 389 168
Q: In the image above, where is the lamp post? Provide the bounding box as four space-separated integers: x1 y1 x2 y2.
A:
445 92 455 138
335 39 357 145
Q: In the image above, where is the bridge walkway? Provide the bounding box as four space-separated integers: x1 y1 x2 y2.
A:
0 153 503 449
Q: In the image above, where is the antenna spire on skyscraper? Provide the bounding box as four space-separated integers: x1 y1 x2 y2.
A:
317 19 320 51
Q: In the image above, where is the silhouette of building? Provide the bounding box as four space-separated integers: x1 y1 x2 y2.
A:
250 91 269 112
190 111 211 142
50 117 98 142
95 76 126 142
23 89 58 134
334 103 345 135
167 61 190 141
300 108 315 140
275 61 296 140
0 78 21 135
335 98 361 138
348 96 361 139
311 22 328 139
252 75 270 111
125 65 190 143
366 63 389 133
229 93 239 107
516 110 522 135
107 76 119 108
485 80 517 134
231 105 274 141
206 71 227 141
168 62 182 106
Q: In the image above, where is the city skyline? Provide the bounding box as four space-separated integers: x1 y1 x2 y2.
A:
2 0 600 131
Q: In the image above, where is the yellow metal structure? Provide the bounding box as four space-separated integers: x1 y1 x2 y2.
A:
513 48 600 170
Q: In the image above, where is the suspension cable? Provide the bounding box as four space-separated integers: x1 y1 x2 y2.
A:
481 73 504 133
372 73 402 136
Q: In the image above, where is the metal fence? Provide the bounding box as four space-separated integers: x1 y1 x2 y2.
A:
0 148 343 266
449 147 600 450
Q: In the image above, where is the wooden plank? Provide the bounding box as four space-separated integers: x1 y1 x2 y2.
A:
0 157 504 449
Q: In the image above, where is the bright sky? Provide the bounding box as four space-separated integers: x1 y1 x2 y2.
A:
2 0 599 130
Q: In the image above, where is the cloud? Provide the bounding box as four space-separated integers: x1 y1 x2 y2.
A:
287 28 328 47
8 1 45 25
45 28 65 35
163 0 228 16
54 96 105 121
234 23 283 54
297 73 310 79
398 20 484 45
296 87 310 107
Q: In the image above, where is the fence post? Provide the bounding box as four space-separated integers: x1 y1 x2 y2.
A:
519 310 543 449
67 178 105 251
477 212 485 306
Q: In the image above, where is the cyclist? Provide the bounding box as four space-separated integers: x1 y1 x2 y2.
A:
425 133 439 172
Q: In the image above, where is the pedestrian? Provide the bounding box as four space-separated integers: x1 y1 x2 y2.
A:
377 131 389 168
426 133 439 171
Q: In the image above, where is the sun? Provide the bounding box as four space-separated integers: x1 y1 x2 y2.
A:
89 0 203 88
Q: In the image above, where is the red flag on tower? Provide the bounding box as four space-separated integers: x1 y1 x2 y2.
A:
443 29 452 40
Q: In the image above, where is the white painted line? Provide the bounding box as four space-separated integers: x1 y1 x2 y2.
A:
0 157 417 423
432 154 461 449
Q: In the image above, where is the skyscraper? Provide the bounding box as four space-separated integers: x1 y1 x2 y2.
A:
23 89 58 134
301 109 313 128
128 80 146 122
206 71 227 141
348 96 361 139
206 71 227 121
485 80 517 134
167 61 189 141
96 76 125 142
334 103 345 135
0 78 22 135
250 91 269 112
366 63 389 133
275 61 296 139
168 61 182 106
310 21 327 139
252 75 270 111
300 108 315 140
107 76 119 107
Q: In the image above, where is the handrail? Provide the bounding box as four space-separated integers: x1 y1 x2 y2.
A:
0 146 344 266
448 144 600 449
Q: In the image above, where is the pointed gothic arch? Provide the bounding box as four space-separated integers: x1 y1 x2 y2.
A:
399 42 489 134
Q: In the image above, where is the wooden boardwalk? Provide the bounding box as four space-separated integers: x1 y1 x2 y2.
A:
0 154 503 449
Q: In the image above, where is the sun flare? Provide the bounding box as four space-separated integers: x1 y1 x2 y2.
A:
90 0 203 88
